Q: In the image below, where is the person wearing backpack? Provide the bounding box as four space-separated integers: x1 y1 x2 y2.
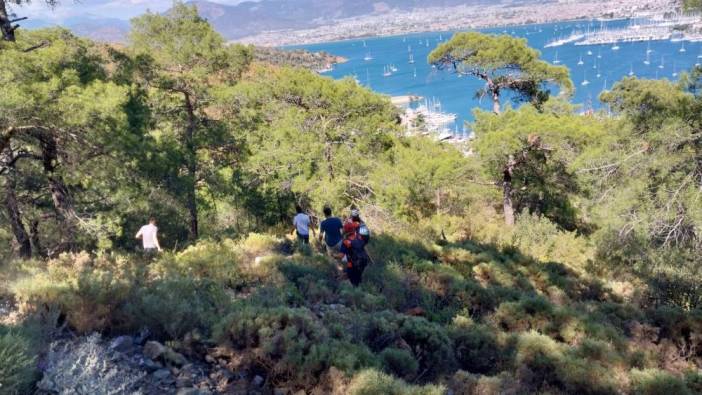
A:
347 208 371 246
338 221 370 287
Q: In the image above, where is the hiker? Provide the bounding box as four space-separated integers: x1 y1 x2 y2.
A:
338 221 371 287
135 216 162 255
347 208 371 246
292 205 313 244
318 206 343 256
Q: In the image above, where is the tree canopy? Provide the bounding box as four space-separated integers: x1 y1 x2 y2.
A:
428 32 573 114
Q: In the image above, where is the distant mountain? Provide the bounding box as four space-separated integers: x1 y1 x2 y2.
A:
63 16 130 43
21 15 130 43
186 0 548 39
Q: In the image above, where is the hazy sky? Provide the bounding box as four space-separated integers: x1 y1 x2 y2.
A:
10 0 252 22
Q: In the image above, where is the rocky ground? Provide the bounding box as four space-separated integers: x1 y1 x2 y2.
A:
22 301 354 394
34 331 274 395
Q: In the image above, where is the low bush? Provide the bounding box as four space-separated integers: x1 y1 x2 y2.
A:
630 368 692 395
363 311 455 381
451 324 504 374
0 328 37 395
379 347 418 379
346 369 445 395
214 305 376 385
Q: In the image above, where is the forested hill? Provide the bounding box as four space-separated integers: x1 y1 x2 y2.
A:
1 2 702 395
187 0 550 39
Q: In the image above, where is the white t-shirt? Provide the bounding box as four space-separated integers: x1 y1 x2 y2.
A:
137 224 158 249
293 213 311 236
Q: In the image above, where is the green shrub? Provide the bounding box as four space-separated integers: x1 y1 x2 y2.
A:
12 253 135 334
363 312 455 381
0 329 37 395
492 296 556 333
214 305 375 385
451 324 503 374
346 369 445 395
630 368 691 395
127 277 229 339
379 348 418 379
158 239 243 286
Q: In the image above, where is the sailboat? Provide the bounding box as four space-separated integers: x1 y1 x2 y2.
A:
364 51 373 61
672 62 678 78
383 66 392 77
603 78 608 91
646 40 653 54
408 53 415 64
611 42 620 51
596 65 601 78
581 71 590 86
363 40 367 48
597 47 602 59
553 51 561 64
644 51 651 66
680 42 686 53
390 64 398 73
413 68 417 78
628 64 634 77
577 55 584 65
659 56 665 69
587 49 593 56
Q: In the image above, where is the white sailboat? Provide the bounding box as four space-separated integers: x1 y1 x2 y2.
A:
390 64 398 72
408 53 415 64
659 56 665 69
587 49 593 56
596 65 601 79
577 55 584 65
581 71 590 86
413 68 417 78
553 51 561 64
646 40 653 54
611 43 620 51
383 66 392 77
364 51 373 61
672 62 678 78
628 64 634 77
597 47 602 59
680 42 686 53
644 51 650 66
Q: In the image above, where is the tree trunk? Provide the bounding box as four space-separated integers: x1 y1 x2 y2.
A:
503 155 516 226
38 131 78 250
324 141 334 181
492 89 501 115
183 91 199 240
30 218 44 258
3 171 32 258
0 0 16 42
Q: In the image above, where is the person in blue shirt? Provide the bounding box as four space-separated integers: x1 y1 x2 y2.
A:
318 206 343 256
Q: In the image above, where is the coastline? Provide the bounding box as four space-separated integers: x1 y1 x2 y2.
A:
233 0 679 47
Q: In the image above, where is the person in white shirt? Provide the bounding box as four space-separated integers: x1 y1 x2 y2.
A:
291 205 314 244
135 217 162 255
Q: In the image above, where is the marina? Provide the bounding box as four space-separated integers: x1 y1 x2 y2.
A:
296 16 702 138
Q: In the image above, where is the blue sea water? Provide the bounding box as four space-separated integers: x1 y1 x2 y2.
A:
294 19 702 135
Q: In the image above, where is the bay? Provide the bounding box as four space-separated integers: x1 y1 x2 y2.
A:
294 19 701 136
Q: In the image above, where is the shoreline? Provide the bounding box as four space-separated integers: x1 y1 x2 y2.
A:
233 0 679 47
